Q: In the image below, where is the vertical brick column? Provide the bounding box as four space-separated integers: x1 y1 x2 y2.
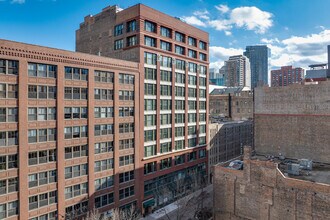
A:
184 62 189 150
156 58 161 155
18 59 29 220
171 61 175 153
88 67 96 209
113 70 120 204
196 67 200 146
133 66 142 210
56 63 65 219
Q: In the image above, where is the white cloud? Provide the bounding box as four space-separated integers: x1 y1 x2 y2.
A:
209 46 244 69
215 4 229 14
263 30 330 69
261 38 279 44
182 5 273 34
230 6 273 34
224 31 232 36
181 16 207 27
11 0 25 3
208 19 232 31
193 9 209 20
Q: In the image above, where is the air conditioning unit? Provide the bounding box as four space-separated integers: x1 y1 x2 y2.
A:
287 163 300 175
299 159 313 171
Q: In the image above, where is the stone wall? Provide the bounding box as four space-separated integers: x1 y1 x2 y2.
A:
213 147 330 220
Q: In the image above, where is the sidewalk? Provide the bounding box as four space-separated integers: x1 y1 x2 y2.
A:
143 184 213 220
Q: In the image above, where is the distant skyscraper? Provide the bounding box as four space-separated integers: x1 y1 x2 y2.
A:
328 45 330 78
210 68 216 79
271 66 304 87
210 67 225 86
223 55 251 89
244 45 270 88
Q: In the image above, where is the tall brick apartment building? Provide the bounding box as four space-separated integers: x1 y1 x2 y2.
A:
76 4 209 216
0 40 140 219
271 65 304 87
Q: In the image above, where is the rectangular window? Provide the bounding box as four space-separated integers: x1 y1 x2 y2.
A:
199 41 207 50
160 26 171 38
144 20 156 33
144 83 156 96
160 128 172 139
127 20 137 32
0 59 19 75
144 145 156 157
188 37 197 46
160 41 171 51
7 84 18 99
119 171 134 183
145 68 157 80
175 127 185 137
94 142 113 154
144 115 156 127
175 100 185 110
175 45 185 55
114 39 124 50
175 140 185 150
119 90 134 100
189 62 197 73
94 70 114 83
175 86 185 97
160 142 171 153
119 186 134 200
175 154 185 165
94 193 113 208
175 59 185 70
160 114 171 125
144 52 157 65
144 162 157 174
114 24 124 36
188 49 197 58
199 53 207 61
119 139 134 150
144 130 156 142
127 35 137 47
144 99 156 111
160 85 171 96
175 72 185 84
160 158 172 170
175 32 185 42
119 73 134 84
160 99 171 110
94 159 113 172
160 70 172 82
95 176 114 191
145 36 156 47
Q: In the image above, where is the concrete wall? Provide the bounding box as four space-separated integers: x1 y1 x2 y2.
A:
254 82 330 163
213 147 330 220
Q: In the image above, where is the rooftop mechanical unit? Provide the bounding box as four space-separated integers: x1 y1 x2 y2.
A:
299 159 313 171
287 163 300 175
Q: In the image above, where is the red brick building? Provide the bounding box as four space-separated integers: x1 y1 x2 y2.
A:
0 39 140 220
271 66 304 87
76 3 209 216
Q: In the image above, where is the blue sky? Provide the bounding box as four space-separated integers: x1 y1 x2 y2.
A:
1 0 330 70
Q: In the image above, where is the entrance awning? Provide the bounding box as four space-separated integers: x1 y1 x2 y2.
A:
143 198 155 208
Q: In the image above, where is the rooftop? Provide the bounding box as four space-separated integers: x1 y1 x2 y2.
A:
251 154 330 185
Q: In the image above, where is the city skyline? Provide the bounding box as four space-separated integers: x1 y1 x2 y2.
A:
0 0 329 71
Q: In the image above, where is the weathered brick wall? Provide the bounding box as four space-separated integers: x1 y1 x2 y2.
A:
213 147 330 220
255 82 330 163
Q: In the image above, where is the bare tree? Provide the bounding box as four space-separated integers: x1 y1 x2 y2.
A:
153 171 208 220
83 205 140 220
111 205 141 220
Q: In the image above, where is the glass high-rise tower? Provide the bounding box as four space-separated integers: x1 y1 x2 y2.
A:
243 45 270 88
